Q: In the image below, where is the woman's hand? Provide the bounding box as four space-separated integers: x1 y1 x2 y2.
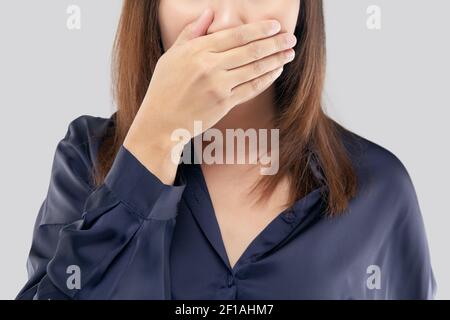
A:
123 8 297 185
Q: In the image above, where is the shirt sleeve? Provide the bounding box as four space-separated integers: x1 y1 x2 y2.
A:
379 168 437 300
15 116 187 300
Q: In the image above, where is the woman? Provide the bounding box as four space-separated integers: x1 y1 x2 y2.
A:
16 0 436 299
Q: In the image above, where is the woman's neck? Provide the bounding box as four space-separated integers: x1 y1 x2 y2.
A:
195 85 278 168
212 85 276 132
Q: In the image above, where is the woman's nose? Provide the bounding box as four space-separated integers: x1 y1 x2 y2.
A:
206 2 246 35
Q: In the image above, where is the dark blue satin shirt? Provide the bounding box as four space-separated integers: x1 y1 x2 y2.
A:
16 113 437 299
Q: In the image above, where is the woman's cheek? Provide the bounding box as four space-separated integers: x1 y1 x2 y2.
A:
243 0 300 33
159 2 202 50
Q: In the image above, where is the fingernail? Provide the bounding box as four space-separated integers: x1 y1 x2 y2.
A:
271 20 281 33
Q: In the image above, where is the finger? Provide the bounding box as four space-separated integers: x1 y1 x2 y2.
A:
219 32 297 71
198 19 281 53
225 48 295 89
174 8 214 47
228 67 284 108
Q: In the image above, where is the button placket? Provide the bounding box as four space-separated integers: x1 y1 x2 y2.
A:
227 274 235 288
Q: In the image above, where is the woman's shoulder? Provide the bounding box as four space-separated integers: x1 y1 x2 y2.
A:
54 112 116 186
64 112 116 148
37 113 116 226
335 125 436 300
335 122 417 200
334 123 426 234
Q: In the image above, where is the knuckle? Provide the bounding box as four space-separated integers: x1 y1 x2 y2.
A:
206 85 226 103
251 77 264 92
248 42 263 60
205 86 218 100
216 96 230 111
252 60 264 74
278 51 288 64
275 35 285 51
189 36 204 50
232 29 247 44
182 44 196 57
195 57 214 76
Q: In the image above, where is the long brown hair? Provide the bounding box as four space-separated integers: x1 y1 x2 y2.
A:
93 0 358 218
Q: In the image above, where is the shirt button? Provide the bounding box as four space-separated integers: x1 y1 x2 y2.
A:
193 192 200 203
227 274 235 288
282 209 296 223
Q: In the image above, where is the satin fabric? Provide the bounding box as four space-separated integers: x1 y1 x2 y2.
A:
15 113 437 299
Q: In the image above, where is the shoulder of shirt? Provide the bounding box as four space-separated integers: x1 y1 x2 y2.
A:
334 122 418 203
57 112 116 186
64 113 115 148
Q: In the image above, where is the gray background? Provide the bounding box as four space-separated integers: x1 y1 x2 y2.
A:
0 0 448 299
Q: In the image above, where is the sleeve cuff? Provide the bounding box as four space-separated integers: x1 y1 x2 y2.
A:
104 144 186 220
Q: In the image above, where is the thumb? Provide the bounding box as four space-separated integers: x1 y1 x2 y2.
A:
174 8 213 46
